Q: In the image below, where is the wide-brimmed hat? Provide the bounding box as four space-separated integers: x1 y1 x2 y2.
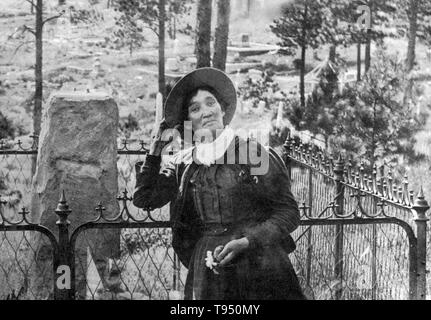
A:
164 67 237 128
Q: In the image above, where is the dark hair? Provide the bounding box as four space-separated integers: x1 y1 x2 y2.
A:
181 86 228 122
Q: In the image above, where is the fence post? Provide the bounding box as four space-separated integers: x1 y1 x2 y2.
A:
283 136 293 181
306 160 313 287
30 132 39 177
54 190 73 300
333 155 345 300
412 187 429 300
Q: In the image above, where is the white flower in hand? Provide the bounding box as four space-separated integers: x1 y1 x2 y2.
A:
205 251 220 275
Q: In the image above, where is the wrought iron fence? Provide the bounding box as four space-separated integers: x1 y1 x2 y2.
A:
0 136 186 300
69 195 186 300
0 135 429 300
284 137 429 300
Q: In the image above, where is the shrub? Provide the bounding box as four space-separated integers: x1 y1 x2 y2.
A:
237 69 287 109
0 111 15 140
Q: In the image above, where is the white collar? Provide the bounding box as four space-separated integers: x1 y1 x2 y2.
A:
171 126 236 166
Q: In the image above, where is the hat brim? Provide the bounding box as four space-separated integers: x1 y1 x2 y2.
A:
164 67 237 128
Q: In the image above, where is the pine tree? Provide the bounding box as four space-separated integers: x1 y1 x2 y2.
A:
283 49 425 167
283 61 340 148
331 49 424 167
393 0 431 102
270 0 326 108
0 112 15 141
113 0 193 98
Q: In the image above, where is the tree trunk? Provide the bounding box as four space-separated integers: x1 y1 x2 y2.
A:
329 45 336 63
365 31 371 72
300 4 308 108
246 0 252 17
158 0 166 99
405 0 418 103
213 0 230 71
32 0 43 176
196 0 213 68
364 3 372 72
173 15 176 40
300 44 306 108
357 42 361 81
34 0 43 138
328 44 337 93
168 17 175 40
328 17 337 63
170 16 175 40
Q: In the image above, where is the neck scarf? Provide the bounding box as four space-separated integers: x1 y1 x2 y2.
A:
171 126 236 166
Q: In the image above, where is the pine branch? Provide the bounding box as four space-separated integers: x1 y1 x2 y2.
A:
8 40 35 63
24 0 36 10
42 11 65 26
22 25 36 36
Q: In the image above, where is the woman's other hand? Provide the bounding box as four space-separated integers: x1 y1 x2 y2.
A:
149 118 171 156
149 93 171 156
215 238 249 267
213 245 224 261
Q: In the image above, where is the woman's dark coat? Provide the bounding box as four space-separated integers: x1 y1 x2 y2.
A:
133 138 305 299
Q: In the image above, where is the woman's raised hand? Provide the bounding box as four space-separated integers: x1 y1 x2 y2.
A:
149 93 170 156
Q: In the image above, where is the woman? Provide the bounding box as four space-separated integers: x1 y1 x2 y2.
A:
133 67 305 300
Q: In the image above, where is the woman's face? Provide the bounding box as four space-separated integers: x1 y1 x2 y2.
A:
187 89 225 133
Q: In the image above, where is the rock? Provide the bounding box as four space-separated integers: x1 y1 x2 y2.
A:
69 51 92 59
30 91 121 299
166 58 179 72
257 100 266 115
248 68 263 80
82 38 106 47
66 65 92 76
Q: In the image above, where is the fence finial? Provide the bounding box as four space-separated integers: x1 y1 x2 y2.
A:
283 135 292 156
30 132 39 150
402 175 409 205
18 207 30 220
333 155 344 181
387 169 393 200
413 187 430 218
372 164 378 194
412 186 429 300
95 201 106 219
55 190 71 226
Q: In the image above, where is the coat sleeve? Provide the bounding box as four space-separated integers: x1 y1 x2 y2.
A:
171 163 203 269
242 147 300 250
132 155 178 210
172 208 203 268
